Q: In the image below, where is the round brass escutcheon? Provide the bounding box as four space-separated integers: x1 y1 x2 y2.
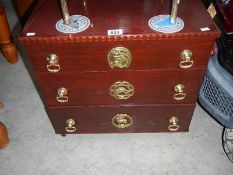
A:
180 50 193 69
65 118 77 133
173 84 186 101
112 114 133 129
110 81 134 100
168 116 180 132
107 47 132 69
47 54 61 73
56 87 69 103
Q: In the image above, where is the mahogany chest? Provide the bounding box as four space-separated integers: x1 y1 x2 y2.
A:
19 0 219 134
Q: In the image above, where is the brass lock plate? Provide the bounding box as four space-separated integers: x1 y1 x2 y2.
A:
112 114 133 129
107 47 132 69
110 81 134 100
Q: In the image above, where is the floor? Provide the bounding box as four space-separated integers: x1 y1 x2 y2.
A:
0 1 233 175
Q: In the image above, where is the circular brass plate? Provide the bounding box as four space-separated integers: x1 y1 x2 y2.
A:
110 81 134 100
112 114 133 129
107 47 132 69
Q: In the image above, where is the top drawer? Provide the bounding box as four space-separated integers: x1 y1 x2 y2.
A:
23 40 214 73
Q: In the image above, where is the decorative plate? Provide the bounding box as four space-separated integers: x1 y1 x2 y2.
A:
148 15 184 34
56 15 90 34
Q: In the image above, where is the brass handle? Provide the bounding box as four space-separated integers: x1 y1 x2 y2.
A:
112 114 133 129
180 50 193 69
60 0 70 25
56 87 69 103
110 81 134 100
65 119 76 133
47 54 61 73
107 47 132 69
168 116 180 132
173 84 186 101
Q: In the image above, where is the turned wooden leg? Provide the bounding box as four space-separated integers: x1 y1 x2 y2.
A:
0 101 3 109
0 4 18 64
0 101 9 149
0 121 9 149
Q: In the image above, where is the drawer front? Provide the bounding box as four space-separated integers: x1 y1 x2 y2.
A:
47 105 195 134
36 70 205 106
24 40 214 73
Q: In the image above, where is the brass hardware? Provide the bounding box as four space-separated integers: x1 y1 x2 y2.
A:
47 54 61 73
65 119 76 133
112 114 133 129
168 116 180 132
60 0 70 25
170 0 180 23
174 84 186 101
180 50 193 69
56 87 69 103
110 81 134 100
107 47 132 69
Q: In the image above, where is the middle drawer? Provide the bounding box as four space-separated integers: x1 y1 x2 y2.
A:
36 70 204 106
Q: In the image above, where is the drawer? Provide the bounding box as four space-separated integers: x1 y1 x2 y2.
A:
47 104 195 134
23 40 214 73
36 70 205 106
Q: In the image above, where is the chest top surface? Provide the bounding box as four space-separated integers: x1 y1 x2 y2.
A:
19 0 220 43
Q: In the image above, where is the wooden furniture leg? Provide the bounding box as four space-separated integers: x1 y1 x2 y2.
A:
0 101 9 149
0 4 18 64
0 121 9 149
0 101 3 109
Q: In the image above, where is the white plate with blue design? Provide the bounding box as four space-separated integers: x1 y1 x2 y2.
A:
148 15 184 34
56 15 90 34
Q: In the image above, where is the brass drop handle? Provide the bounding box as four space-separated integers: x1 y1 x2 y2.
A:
112 114 133 129
168 116 180 132
107 47 132 69
173 84 186 101
180 50 193 69
65 119 76 133
110 81 134 100
56 87 69 103
47 54 61 73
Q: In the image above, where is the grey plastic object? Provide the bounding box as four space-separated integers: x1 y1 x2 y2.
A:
223 128 233 162
199 52 233 128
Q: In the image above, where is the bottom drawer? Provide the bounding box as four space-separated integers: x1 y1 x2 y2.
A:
46 105 196 134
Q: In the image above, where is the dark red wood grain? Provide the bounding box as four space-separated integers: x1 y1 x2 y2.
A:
19 0 220 133
23 40 215 73
19 0 219 43
36 70 205 106
47 104 195 134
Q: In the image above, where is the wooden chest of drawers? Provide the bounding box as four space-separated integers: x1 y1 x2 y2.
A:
19 0 219 134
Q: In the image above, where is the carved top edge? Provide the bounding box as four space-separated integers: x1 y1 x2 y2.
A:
19 32 220 45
